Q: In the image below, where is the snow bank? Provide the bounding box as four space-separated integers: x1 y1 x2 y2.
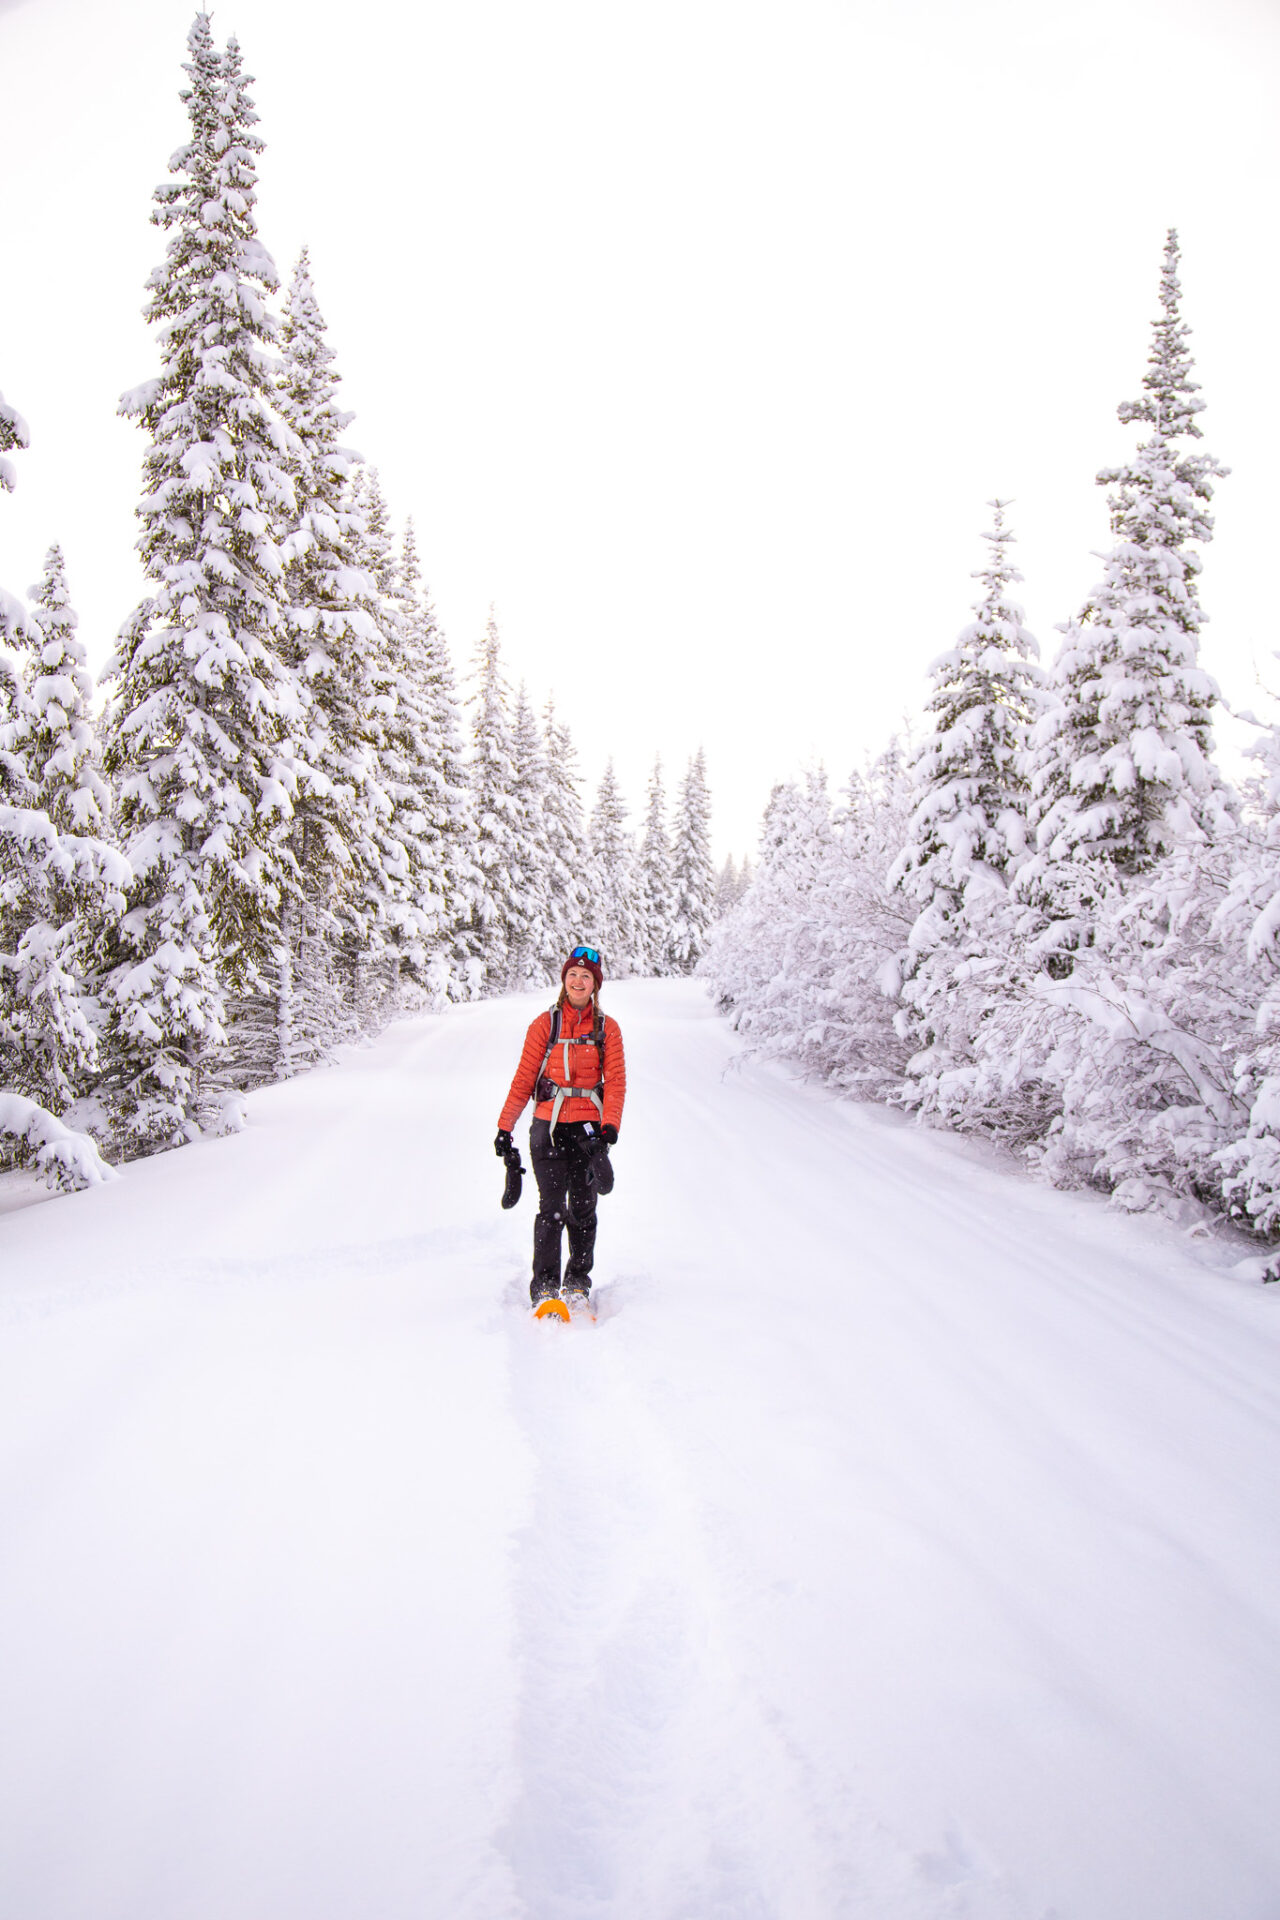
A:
2 980 1278 1920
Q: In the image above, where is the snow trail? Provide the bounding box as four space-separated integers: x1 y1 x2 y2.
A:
2 979 1279 1919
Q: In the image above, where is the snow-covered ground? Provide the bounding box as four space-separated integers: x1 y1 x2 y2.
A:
3 978 1279 1920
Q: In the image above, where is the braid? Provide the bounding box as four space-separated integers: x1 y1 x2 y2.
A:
556 985 603 1014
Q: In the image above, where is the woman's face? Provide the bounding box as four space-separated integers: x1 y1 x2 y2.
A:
564 966 595 1007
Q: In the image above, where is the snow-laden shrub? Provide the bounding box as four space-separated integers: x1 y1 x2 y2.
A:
1210 725 1280 1236
912 838 1259 1227
703 752 914 1100
1021 847 1249 1216
0 1091 118 1191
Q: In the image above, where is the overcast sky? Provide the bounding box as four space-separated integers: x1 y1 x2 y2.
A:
4 0 1280 858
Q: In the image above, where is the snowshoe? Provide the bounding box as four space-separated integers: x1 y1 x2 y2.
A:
533 1296 570 1324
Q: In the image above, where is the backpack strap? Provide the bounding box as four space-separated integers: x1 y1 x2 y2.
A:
538 1003 606 1137
536 1006 561 1089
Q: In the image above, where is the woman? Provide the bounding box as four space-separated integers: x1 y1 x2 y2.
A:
494 945 627 1316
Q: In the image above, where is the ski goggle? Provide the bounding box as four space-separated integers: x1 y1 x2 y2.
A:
569 946 601 965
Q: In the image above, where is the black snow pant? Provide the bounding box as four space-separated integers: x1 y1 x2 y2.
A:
529 1117 599 1302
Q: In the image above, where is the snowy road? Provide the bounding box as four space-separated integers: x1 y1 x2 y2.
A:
3 978 1280 1920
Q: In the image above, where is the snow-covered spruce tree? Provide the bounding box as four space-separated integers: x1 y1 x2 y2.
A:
0 390 31 654
1022 230 1232 926
893 503 1039 912
3 551 128 1123
344 463 446 1013
469 611 523 992
637 756 675 975
0 387 32 791
927 824 1253 1218
888 502 1043 1117
702 753 913 1099
505 682 553 988
268 252 390 1074
0 416 118 1187
25 546 110 838
539 697 592 973
398 519 483 1001
0 390 27 492
588 760 642 977
939 241 1244 1201
714 854 744 919
703 771 834 1038
668 748 716 974
943 861 1263 1218
807 751 918 1097
1186 709 1280 1241
1028 843 1251 1216
101 18 300 1150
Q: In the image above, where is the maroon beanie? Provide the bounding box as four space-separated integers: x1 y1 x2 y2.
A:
561 947 603 992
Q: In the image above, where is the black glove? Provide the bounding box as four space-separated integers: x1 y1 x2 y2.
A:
589 1130 615 1195
602 1125 618 1146
502 1149 524 1210
494 1129 513 1158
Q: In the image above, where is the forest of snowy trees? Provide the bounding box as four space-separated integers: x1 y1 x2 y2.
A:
8 14 1278 1267
0 15 717 1186
707 230 1280 1258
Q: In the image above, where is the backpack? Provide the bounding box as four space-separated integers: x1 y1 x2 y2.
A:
536 1004 606 1135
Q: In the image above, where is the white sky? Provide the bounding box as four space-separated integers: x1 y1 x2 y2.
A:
4 0 1280 859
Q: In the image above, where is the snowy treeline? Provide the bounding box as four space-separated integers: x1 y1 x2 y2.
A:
707 232 1280 1254
0 15 717 1186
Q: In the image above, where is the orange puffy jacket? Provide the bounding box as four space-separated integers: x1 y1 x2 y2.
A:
498 1000 626 1135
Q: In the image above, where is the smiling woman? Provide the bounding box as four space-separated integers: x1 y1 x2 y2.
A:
495 943 627 1316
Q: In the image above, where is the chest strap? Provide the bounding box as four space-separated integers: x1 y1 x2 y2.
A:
538 1006 605 1137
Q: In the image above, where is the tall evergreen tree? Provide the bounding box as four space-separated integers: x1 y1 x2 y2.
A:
0 388 32 797
889 505 1043 1112
638 755 675 974
470 610 522 992
399 520 482 998
369 506 453 988
0 399 47 1104
540 697 592 970
0 543 127 1122
1024 231 1232 889
589 760 641 976
704 756 913 1100
668 748 715 974
0 390 27 494
273 251 389 1067
507 682 554 987
893 502 1040 919
101 17 298 1147
342 463 442 1004
25 546 110 837
0 390 30 655
715 854 749 918
706 768 832 1022
0 404 117 1187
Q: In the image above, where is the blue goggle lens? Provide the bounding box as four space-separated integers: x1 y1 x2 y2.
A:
571 946 601 965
